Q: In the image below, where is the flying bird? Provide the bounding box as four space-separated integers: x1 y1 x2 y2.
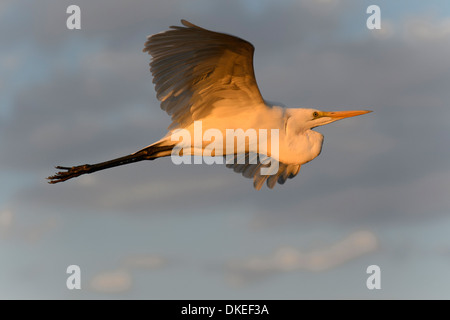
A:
47 20 371 190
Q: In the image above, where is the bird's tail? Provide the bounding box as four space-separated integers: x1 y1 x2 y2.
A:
47 142 174 184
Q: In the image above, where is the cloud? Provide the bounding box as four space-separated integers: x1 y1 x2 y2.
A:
226 230 377 284
89 254 168 294
90 269 132 293
0 209 13 236
2 1 450 224
248 168 450 230
0 62 163 170
121 254 167 269
404 15 450 40
22 217 59 243
1 0 450 300
0 207 59 242
14 165 240 214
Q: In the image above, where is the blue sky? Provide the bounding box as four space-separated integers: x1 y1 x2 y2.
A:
1 0 450 299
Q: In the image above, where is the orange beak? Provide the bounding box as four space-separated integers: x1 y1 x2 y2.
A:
323 110 372 119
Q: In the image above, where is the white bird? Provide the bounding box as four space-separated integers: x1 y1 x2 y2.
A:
48 20 371 190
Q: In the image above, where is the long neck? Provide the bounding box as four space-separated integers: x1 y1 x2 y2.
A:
283 125 324 164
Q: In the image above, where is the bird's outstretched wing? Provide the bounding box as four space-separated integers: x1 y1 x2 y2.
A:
143 19 267 129
225 153 301 190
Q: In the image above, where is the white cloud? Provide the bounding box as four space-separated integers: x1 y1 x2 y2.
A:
370 20 395 39
405 16 450 40
227 230 377 275
90 269 132 293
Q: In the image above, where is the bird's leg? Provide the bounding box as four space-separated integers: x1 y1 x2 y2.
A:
47 143 174 184
47 152 147 184
47 164 95 184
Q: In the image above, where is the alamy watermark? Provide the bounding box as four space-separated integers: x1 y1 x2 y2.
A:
366 264 381 290
367 5 381 30
66 5 81 30
66 265 81 290
170 121 280 175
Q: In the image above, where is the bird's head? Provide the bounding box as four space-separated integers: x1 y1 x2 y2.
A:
289 108 372 132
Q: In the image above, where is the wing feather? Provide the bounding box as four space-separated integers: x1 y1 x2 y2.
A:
143 19 266 129
226 153 301 190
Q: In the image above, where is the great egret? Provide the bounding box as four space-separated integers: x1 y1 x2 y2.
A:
47 20 371 190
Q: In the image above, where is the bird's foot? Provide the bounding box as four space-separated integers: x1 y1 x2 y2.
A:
47 164 92 184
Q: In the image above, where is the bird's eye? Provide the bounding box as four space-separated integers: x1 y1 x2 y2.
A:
313 111 319 118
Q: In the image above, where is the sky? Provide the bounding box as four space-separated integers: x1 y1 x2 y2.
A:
1 0 450 299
